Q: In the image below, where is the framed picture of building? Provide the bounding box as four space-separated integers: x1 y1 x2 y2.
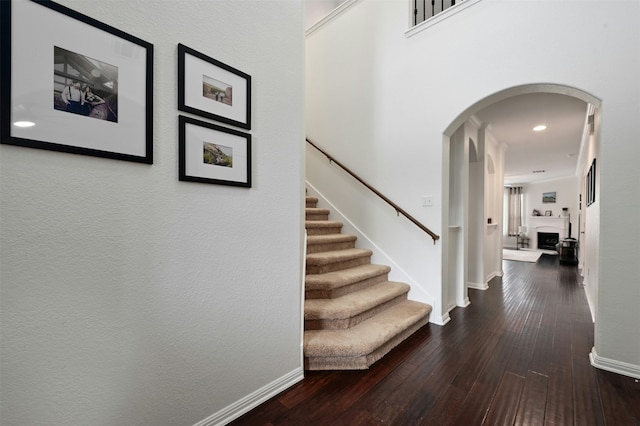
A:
0 0 154 163
178 43 251 130
179 115 251 187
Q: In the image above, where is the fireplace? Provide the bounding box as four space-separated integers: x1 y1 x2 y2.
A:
527 216 569 251
538 232 559 250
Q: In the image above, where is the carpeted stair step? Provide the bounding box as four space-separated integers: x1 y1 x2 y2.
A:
305 220 343 236
304 300 432 370
305 281 410 330
306 196 318 208
305 263 392 299
307 234 357 254
306 208 330 221
306 248 372 274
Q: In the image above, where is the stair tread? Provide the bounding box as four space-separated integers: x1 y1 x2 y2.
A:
307 234 357 244
305 281 410 320
306 207 330 213
304 300 432 357
305 220 342 227
306 264 391 290
306 248 372 265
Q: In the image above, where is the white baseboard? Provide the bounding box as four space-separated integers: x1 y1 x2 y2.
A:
431 312 451 326
457 297 470 308
589 348 640 379
468 281 488 290
193 367 304 426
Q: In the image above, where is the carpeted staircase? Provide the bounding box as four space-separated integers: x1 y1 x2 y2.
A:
304 196 432 370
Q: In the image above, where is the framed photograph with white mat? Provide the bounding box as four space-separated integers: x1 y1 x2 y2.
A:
178 43 251 130
179 115 251 188
0 0 154 163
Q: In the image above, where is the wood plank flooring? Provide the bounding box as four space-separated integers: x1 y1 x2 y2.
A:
229 254 640 425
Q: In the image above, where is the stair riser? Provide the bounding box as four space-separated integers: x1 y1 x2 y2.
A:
306 197 318 208
305 294 408 330
307 241 356 254
306 256 371 275
306 213 330 221
306 226 342 236
305 272 390 299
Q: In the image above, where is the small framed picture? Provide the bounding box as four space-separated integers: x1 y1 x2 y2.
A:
545 210 553 217
542 191 556 203
1 0 153 163
179 115 251 187
178 44 251 130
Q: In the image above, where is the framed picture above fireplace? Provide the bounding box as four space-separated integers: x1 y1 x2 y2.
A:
542 191 556 203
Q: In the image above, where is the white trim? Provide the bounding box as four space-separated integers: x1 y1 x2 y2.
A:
486 271 501 281
589 348 640 380
468 281 488 291
193 367 304 426
469 114 484 129
301 231 308 367
458 297 471 307
431 311 451 326
405 0 483 38
582 280 596 323
306 0 361 37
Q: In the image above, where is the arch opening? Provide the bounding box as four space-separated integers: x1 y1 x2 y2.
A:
442 83 601 317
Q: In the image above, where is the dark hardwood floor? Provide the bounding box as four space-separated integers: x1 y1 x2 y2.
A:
230 255 640 425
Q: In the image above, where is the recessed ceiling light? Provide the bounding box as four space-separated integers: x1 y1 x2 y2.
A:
533 124 547 132
13 121 35 128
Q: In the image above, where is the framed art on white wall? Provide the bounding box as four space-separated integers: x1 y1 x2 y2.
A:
178 43 251 130
179 115 251 188
0 0 154 163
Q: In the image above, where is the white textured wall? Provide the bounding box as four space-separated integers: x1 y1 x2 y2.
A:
0 1 305 425
306 0 639 373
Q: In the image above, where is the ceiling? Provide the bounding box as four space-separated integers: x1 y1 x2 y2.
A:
474 93 589 185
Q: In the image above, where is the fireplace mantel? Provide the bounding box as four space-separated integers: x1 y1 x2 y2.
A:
526 216 570 250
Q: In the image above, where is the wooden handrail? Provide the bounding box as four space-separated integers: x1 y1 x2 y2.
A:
306 138 440 244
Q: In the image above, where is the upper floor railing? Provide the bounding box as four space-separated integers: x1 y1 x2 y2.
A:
307 138 440 244
413 0 462 26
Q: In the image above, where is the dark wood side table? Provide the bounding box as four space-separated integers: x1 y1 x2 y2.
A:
557 238 579 264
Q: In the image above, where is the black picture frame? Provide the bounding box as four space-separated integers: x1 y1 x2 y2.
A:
586 158 596 207
0 0 154 163
178 43 251 130
179 115 251 188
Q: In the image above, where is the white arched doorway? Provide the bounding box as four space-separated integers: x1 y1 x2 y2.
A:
442 83 601 311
